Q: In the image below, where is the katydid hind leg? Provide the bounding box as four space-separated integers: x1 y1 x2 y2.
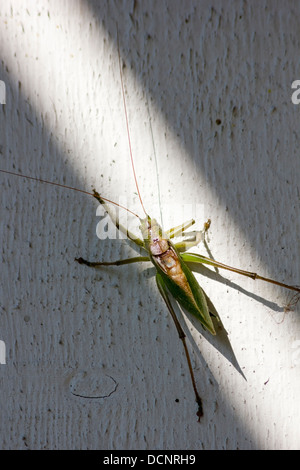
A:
181 252 300 295
156 273 203 421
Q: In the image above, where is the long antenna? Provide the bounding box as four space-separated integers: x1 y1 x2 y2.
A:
145 97 164 227
0 169 139 218
116 28 147 216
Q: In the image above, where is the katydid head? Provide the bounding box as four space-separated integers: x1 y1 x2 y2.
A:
139 215 159 243
139 216 168 254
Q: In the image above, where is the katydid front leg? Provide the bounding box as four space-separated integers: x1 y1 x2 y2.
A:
75 189 149 267
75 256 149 267
173 219 211 253
93 189 144 247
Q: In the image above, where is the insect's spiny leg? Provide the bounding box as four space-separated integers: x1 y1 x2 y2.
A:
180 334 203 421
156 273 203 421
75 256 150 267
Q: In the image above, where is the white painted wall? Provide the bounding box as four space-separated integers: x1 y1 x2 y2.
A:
0 0 299 450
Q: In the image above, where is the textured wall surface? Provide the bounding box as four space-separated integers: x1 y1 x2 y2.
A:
0 0 299 450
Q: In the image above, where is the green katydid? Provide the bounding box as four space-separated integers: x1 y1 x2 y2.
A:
1 39 300 423
74 39 300 421
2 168 299 422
